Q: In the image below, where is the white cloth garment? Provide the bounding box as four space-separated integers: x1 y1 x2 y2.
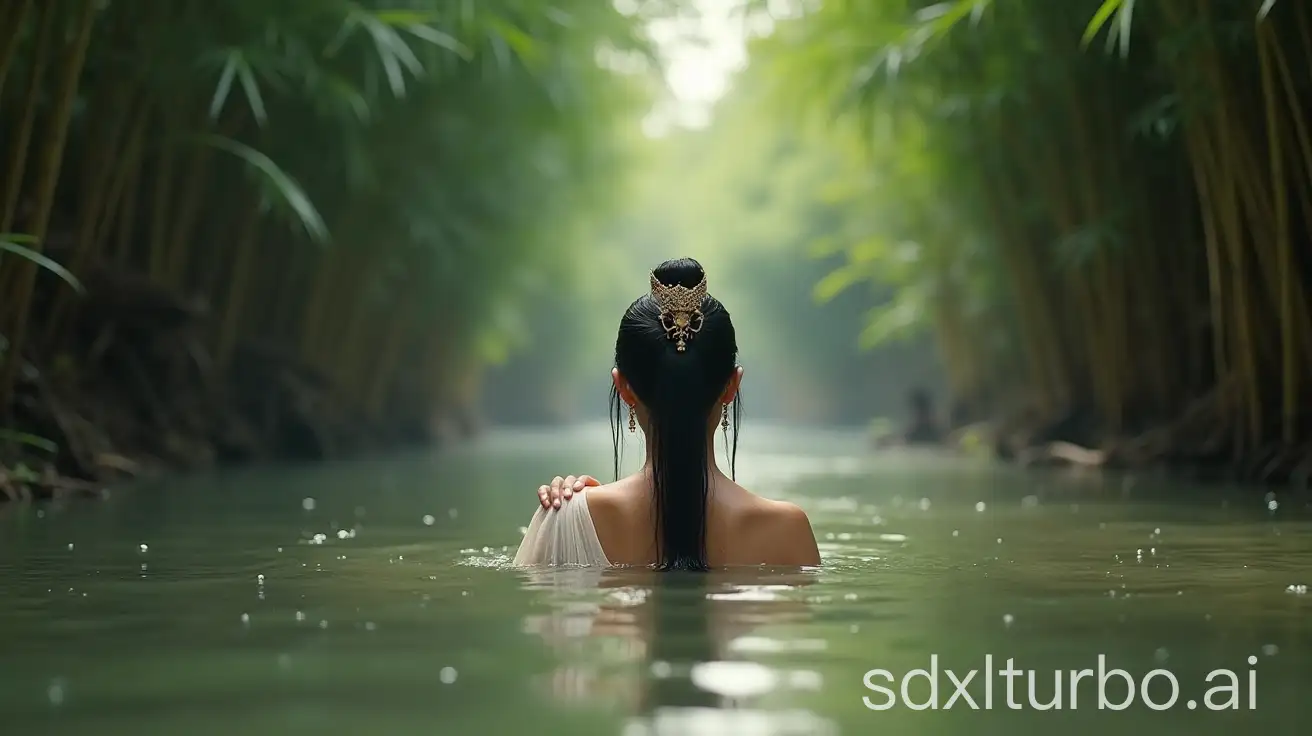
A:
513 492 612 567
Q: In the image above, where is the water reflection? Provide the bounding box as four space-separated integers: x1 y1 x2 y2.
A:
4 429 1312 733
519 566 836 734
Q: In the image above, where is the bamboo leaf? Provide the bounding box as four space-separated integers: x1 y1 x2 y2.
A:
401 23 469 58
1116 0 1137 57
235 55 268 124
207 51 267 125
857 299 923 350
0 235 84 293
358 11 424 96
208 52 239 119
192 135 329 243
0 428 58 454
486 17 543 66
813 263 866 303
1082 0 1124 48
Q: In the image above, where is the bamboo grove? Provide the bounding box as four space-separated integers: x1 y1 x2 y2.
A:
0 0 665 472
756 0 1312 479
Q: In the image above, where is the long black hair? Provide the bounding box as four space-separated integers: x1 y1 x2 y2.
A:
608 258 742 571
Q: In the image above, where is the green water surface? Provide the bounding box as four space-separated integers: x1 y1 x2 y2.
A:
1 425 1309 735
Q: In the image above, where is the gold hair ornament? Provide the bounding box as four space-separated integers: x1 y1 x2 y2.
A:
650 272 707 352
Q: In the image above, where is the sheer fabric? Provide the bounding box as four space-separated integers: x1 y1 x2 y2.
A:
513 492 612 567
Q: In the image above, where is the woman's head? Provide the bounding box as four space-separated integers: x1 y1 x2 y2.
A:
609 257 741 571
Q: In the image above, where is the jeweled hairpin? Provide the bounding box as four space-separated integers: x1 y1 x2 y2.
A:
650 272 707 352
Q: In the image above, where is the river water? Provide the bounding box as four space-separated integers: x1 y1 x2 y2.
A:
1 424 1309 734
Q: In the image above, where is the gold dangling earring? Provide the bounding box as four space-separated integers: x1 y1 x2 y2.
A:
721 402 730 432
628 405 637 433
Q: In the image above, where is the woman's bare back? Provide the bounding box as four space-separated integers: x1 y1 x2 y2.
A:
579 474 821 567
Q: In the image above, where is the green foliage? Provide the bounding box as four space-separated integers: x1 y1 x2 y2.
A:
0 428 57 455
0 0 680 418
746 0 1312 452
0 234 83 293
483 45 946 425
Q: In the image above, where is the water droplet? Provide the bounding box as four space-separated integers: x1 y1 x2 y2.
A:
440 666 458 684
423 514 435 526
66 543 74 551
256 574 265 584
918 498 931 511
951 530 959 537
1003 614 1015 627
1154 648 1169 663
1021 495 1039 508
47 678 66 706
364 622 377 632
1262 644 1278 656
295 611 306 622
138 544 148 553
302 497 316 511
240 613 250 625
448 508 459 519
975 501 986 512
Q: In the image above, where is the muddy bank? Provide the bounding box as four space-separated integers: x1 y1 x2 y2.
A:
0 266 474 503
965 382 1312 490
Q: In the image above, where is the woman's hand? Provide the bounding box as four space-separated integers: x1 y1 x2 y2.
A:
538 474 600 510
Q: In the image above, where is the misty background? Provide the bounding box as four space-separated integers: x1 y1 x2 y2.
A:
480 2 946 429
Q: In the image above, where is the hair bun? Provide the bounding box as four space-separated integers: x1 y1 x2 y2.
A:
649 258 708 353
652 257 705 290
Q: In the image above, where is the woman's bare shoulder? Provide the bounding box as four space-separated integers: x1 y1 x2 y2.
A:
737 490 821 566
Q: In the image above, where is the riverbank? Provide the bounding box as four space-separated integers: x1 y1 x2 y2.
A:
971 385 1312 490
0 265 471 503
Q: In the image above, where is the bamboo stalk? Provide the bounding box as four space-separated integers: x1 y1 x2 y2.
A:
216 210 262 369
0 0 98 405
0 0 33 102
366 288 419 416
147 128 177 282
164 142 216 289
1256 22 1297 445
42 87 139 347
0 0 55 238
92 104 149 253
